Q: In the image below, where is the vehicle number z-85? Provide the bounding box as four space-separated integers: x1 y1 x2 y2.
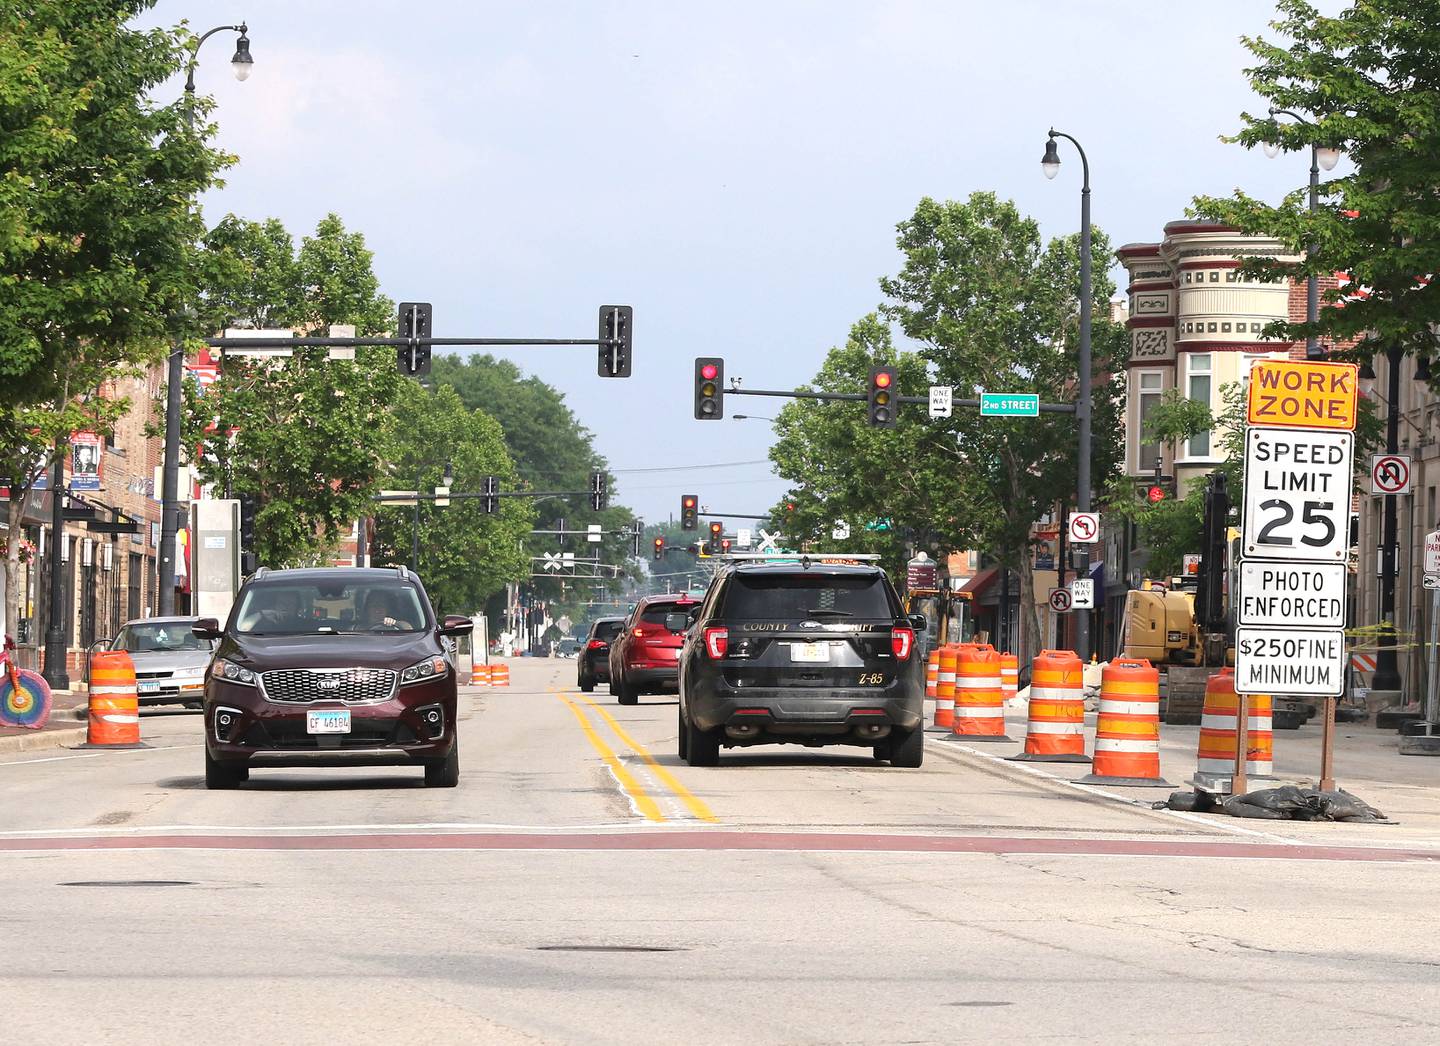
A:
857 673 885 686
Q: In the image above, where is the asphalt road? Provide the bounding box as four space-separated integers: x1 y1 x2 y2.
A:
3 658 1438 1045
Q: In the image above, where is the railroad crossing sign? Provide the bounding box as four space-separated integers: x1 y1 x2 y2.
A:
1067 512 1100 544
1070 578 1095 609
756 529 781 553
1370 454 1412 496
1240 427 1352 562
928 386 953 418
1048 587 1073 613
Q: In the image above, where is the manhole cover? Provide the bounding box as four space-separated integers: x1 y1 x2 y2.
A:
59 880 195 888
535 945 685 953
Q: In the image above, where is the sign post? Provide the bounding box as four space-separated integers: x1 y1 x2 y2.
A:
1238 359 1359 793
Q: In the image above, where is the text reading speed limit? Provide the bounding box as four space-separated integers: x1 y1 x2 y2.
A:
1242 427 1352 562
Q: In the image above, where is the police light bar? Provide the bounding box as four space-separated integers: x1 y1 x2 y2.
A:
718 552 883 562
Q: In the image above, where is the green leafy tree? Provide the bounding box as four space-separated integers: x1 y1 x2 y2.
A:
1193 0 1440 363
0 2 230 636
178 214 404 565
369 384 532 613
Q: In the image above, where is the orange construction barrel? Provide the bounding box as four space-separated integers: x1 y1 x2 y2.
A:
948 643 1011 742
1000 652 1019 702
1194 668 1272 791
925 649 939 700
1010 649 1088 763
490 662 510 688
79 651 147 749
1077 658 1170 786
930 644 958 731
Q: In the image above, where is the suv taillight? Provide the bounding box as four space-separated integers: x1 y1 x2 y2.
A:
891 627 914 661
587 639 607 650
704 627 729 659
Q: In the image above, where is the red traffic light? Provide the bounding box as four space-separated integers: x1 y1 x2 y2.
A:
874 371 892 389
700 363 718 381
683 497 696 508
709 521 722 536
1147 486 1166 503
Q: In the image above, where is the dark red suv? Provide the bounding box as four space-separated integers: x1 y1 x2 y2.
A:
195 566 473 789
607 594 699 704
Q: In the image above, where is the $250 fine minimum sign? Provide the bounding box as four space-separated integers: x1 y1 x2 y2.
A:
1235 626 1346 697
1242 427 1352 562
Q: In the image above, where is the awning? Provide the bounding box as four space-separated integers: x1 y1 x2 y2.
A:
957 567 999 599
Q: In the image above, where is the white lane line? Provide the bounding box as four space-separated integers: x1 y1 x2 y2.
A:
0 820 671 838
0 742 201 768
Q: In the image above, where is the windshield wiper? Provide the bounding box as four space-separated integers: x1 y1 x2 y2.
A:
803 608 853 617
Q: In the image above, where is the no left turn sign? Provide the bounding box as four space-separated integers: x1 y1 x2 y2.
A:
1048 587 1073 613
1370 453 1412 496
1068 512 1100 544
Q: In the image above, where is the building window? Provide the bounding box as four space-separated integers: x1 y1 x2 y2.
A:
1136 370 1164 473
1208 322 1218 333
1184 354 1213 458
1221 322 1232 333
1210 271 1220 282
1226 271 1237 282
1251 322 1262 333
1184 272 1193 283
128 553 142 619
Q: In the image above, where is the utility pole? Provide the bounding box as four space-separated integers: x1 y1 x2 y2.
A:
42 445 69 689
1374 344 1404 693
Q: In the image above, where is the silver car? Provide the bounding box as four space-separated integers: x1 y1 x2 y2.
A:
108 617 217 706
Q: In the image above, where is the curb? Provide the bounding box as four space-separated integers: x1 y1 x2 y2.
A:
0 726 90 754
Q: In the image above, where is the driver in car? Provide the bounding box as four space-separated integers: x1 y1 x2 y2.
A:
363 592 412 631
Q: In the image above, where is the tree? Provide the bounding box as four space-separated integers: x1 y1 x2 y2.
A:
179 214 404 565
0 2 230 639
1193 0 1440 362
369 384 532 614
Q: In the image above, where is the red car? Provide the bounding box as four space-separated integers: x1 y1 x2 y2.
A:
607 594 699 704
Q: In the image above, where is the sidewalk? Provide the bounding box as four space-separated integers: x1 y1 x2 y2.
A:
0 694 88 753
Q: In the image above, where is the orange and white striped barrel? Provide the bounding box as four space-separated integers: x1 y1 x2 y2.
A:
86 651 142 747
1000 653 1019 702
490 662 510 688
1078 658 1170 785
924 649 939 700
1196 668 1272 781
1011 649 1087 762
951 644 1010 741
473 663 492 688
932 644 958 730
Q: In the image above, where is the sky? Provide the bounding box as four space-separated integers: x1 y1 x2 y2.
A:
137 0 1339 524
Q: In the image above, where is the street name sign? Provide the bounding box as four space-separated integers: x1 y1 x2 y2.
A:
1235 626 1347 697
1048 587 1073 613
1241 427 1352 562
1246 359 1358 431
928 386 953 418
1068 512 1100 544
980 393 1039 417
1237 561 1347 629
1370 454 1412 496
1070 578 1095 609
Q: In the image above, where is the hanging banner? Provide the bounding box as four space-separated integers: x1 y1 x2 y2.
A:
69 432 103 492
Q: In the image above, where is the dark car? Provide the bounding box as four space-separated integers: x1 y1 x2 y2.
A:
676 559 926 767
608 594 701 705
195 566 473 790
578 617 624 692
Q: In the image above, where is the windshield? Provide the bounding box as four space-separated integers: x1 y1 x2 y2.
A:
233 580 428 635
113 623 215 654
721 573 896 619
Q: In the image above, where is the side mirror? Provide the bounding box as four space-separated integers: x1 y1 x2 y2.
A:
907 614 927 632
192 618 222 641
439 614 474 637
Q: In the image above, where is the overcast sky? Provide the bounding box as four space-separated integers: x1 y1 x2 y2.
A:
138 1 1337 523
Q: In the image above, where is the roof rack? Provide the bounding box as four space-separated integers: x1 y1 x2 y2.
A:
251 566 269 580
720 552 883 569
395 565 410 579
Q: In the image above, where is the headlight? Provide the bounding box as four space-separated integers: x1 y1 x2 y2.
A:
401 655 448 685
214 658 257 686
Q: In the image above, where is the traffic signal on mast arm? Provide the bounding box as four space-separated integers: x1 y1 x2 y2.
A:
867 366 897 427
480 475 499 514
707 520 723 554
694 357 724 420
680 495 699 530
653 536 665 561
396 302 433 377
590 470 608 511
597 305 633 377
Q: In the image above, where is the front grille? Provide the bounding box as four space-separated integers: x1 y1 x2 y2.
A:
259 668 397 704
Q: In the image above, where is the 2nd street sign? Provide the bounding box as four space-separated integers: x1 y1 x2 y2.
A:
980 393 1039 417
1235 626 1346 697
1242 427 1352 562
1237 560 1347 629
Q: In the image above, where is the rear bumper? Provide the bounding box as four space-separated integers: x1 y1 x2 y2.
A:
623 666 678 689
685 672 923 738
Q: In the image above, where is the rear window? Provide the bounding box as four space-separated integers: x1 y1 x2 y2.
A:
593 621 623 640
720 573 896 620
639 602 697 629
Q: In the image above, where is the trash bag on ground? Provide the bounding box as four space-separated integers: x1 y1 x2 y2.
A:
1155 786 1386 822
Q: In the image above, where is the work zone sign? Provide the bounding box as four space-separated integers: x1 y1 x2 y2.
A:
1246 360 1358 432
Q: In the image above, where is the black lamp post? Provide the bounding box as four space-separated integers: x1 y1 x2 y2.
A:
1264 109 1341 361
158 22 253 617
1042 128 1094 661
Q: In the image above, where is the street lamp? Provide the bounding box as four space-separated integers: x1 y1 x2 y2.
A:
732 414 776 422
158 22 253 617
1041 127 1095 661
1264 108 1339 361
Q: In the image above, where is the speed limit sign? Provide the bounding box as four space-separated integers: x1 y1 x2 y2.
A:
1242 427 1352 562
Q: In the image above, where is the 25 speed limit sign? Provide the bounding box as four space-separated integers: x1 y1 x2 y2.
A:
1242 427 1352 562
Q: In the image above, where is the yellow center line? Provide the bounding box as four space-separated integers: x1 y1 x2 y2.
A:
556 694 666 823
577 696 719 824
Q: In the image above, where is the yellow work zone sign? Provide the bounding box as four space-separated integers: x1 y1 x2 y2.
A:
1246 359 1358 431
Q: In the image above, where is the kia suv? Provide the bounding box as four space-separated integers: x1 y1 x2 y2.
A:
195 566 473 789
677 559 926 767
608 594 700 704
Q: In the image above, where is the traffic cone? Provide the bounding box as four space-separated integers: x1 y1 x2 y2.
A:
929 644 958 731
925 649 939 701
1010 649 1088 762
949 643 1011 742
1077 658 1170 786
77 651 148 749
1193 668 1272 792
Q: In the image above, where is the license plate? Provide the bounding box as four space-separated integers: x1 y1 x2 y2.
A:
790 642 830 663
306 710 351 734
137 679 161 694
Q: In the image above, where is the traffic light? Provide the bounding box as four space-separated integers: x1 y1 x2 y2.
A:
694 357 724 420
653 536 665 561
396 301 433 377
237 492 258 551
590 470 608 511
597 305 633 378
1147 485 1167 503
720 538 732 555
707 520 723 554
680 495 698 530
868 366 897 427
481 475 499 514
